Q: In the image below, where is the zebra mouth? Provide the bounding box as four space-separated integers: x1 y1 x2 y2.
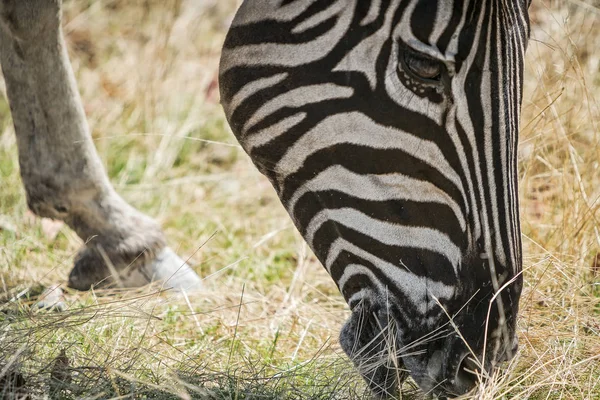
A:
400 337 486 398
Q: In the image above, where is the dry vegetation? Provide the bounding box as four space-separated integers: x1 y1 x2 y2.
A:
1 0 599 399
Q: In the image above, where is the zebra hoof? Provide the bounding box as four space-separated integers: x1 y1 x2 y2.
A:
34 284 67 312
68 247 202 292
122 247 203 292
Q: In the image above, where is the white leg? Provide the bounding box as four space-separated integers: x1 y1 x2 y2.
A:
0 0 201 291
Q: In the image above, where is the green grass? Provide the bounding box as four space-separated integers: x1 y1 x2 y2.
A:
2 0 600 399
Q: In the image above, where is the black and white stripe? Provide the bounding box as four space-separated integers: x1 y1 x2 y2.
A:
220 1 530 397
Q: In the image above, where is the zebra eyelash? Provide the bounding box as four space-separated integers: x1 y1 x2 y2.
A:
398 46 446 89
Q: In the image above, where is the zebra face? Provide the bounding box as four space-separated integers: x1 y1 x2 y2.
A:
220 0 530 397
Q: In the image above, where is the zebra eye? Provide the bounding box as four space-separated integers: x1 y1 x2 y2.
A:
401 49 444 84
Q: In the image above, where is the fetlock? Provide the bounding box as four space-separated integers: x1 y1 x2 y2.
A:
24 179 72 220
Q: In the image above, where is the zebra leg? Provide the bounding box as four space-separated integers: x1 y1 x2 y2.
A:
0 0 201 291
339 302 406 399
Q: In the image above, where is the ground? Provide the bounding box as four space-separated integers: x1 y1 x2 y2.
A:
1 0 599 399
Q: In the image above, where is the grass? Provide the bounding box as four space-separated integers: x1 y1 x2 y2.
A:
1 0 600 398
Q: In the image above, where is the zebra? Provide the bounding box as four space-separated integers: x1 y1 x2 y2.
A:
220 0 531 398
0 0 529 397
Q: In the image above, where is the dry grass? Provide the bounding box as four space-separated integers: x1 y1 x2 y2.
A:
1 0 600 399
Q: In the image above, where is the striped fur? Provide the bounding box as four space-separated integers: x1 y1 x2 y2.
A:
220 1 530 397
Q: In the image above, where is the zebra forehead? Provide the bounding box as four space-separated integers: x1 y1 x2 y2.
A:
231 0 322 26
400 0 529 59
223 0 528 69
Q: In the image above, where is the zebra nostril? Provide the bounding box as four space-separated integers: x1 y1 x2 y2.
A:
453 354 480 394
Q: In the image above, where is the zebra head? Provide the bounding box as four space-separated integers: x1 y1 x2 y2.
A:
220 0 530 397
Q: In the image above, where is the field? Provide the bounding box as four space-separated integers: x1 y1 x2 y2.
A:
1 1 600 399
